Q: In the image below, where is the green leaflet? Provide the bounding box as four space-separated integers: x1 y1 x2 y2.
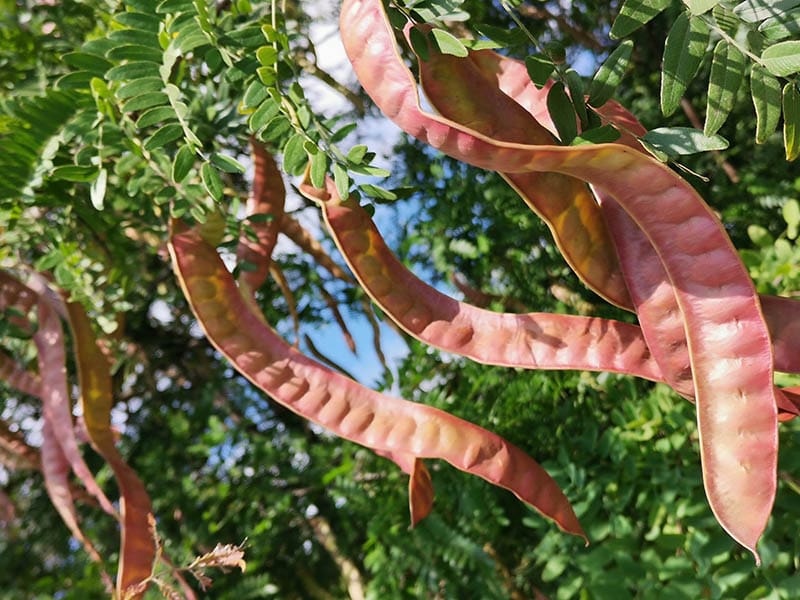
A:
112 11 162 32
751 64 782 143
705 41 746 136
121 92 169 113
105 61 161 81
62 52 112 75
430 28 468 58
565 69 588 127
117 77 163 100
733 0 800 23
610 0 672 39
106 44 163 63
333 162 350 199
211 153 246 174
684 0 720 15
546 82 577 144
588 40 634 108
50 165 98 182
282 134 308 176
784 82 800 161
525 54 554 88
310 150 328 188
642 127 729 155
135 106 177 129
661 13 710 117
759 8 800 41
201 162 224 201
144 123 183 150
761 40 800 77
172 145 195 183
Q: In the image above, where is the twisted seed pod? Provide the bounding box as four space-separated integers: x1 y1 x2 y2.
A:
170 221 585 539
340 0 778 559
236 139 286 297
65 303 156 599
34 297 117 518
304 178 662 381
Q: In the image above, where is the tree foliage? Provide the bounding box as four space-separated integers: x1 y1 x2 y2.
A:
2 0 800 598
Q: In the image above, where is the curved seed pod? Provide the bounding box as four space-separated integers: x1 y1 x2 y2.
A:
340 0 778 559
485 70 800 380
410 33 630 309
313 179 661 381
65 302 156 599
169 221 585 539
467 51 648 150
40 418 106 566
33 298 117 517
0 348 41 398
373 450 434 526
236 139 286 297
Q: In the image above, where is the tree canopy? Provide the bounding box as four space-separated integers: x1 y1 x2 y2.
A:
1 0 800 598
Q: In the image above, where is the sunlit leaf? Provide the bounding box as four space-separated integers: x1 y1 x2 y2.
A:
761 40 800 76
642 127 729 155
783 82 800 161
201 162 224 201
705 41 746 136
733 0 800 22
588 41 634 108
751 64 782 143
661 13 710 116
430 28 468 58
611 0 671 38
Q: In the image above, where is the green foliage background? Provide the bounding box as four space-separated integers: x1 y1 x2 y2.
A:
1 0 799 598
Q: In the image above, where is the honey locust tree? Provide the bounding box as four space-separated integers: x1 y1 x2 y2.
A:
1 0 800 598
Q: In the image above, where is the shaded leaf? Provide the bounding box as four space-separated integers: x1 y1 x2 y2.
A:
547 82 578 144
525 54 554 88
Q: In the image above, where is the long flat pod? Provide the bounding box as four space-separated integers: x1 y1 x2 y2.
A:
479 65 800 378
236 139 286 297
339 0 778 558
410 28 630 309
308 179 661 381
234 145 426 521
65 302 156 599
33 297 117 518
169 221 585 539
